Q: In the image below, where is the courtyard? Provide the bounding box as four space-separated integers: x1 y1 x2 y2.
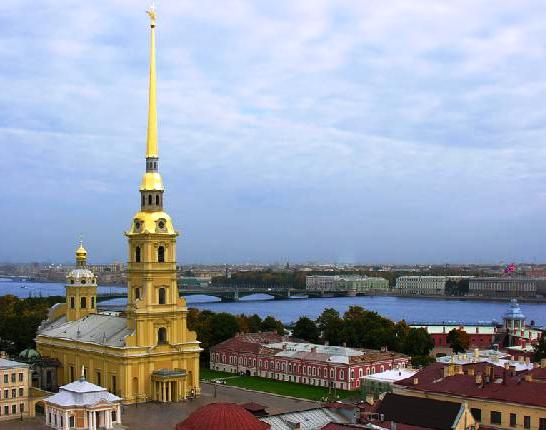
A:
0 382 320 430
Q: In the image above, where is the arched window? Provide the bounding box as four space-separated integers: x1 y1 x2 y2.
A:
135 288 141 300
91 297 95 309
156 195 159 205
158 288 166 304
158 246 165 262
158 327 167 344
142 195 145 206
81 297 87 309
135 246 141 263
148 195 152 205
70 297 75 309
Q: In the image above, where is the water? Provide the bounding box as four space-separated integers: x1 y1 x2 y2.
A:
2 280 545 326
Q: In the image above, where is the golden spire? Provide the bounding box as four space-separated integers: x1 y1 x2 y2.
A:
146 4 158 158
75 239 87 267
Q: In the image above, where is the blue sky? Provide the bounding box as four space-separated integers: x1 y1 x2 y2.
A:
2 1 546 264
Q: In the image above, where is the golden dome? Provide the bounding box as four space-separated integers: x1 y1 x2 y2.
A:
75 241 87 261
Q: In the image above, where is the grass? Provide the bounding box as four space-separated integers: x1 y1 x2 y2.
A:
200 367 354 401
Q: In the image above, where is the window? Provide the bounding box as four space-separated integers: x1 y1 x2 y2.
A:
112 375 117 394
158 246 165 263
11 405 16 414
91 297 95 309
69 416 75 428
96 371 101 386
471 408 481 422
18 388 23 396
11 374 15 383
135 246 141 263
70 297 75 309
70 366 74 382
148 195 152 205
19 403 24 413
135 288 141 300
158 327 167 344
156 195 159 205
540 418 546 430
4 389 7 398
158 288 166 304
11 389 16 398
112 410 117 422
3 374 7 383
510 413 517 427
81 297 87 309
491 411 502 425
524 416 531 429
3 405 8 415
142 195 145 206
18 373 23 382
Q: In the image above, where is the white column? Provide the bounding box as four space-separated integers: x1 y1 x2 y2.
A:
64 411 69 430
91 411 96 430
117 404 121 425
45 407 49 426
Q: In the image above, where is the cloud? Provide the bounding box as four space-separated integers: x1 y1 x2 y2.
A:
1 1 546 263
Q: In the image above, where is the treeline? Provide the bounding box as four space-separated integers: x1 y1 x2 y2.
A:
187 309 284 361
0 295 64 353
292 307 435 367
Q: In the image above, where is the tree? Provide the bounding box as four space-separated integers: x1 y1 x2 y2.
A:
261 316 284 335
210 313 240 346
247 314 262 332
533 331 546 362
447 328 470 353
401 328 434 357
292 316 320 343
317 308 344 346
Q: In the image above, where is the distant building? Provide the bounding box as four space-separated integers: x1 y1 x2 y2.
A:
306 276 389 295
0 357 31 422
360 368 417 400
44 371 122 430
395 276 470 296
468 277 546 297
210 333 409 391
410 323 497 351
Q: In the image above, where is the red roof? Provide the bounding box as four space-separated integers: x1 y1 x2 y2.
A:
396 362 546 408
210 332 283 355
175 403 270 430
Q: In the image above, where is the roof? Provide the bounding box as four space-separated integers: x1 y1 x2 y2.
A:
240 402 267 412
396 362 546 408
503 299 526 321
0 358 28 369
37 313 133 348
175 403 270 430
45 378 121 407
376 393 462 430
361 368 417 383
260 407 349 430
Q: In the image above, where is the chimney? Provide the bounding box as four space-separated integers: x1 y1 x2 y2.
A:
524 374 533 382
342 342 347 348
502 370 507 385
365 394 374 405
467 367 475 376
509 365 516 377
525 357 531 365
0 351 7 359
287 422 301 430
443 366 450 378
504 363 510 370
311 346 317 353
541 359 546 369
324 340 329 346
519 356 525 364
412 377 419 385
475 373 482 385
474 348 480 358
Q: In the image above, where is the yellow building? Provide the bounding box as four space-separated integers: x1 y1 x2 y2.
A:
0 355 31 421
36 6 202 404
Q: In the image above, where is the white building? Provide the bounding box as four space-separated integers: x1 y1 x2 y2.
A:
306 275 389 294
44 372 122 430
395 276 469 295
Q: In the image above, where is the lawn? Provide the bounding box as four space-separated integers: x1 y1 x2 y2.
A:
199 368 353 401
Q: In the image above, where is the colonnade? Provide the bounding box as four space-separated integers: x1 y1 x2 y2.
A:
152 379 185 402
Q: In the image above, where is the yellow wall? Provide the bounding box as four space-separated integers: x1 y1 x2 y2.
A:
0 365 31 421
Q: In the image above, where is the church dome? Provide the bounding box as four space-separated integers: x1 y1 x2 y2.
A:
76 243 87 259
503 299 526 321
175 403 270 430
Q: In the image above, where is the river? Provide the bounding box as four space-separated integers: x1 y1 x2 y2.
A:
2 280 545 326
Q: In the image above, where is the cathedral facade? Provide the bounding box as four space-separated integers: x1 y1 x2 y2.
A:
35 8 202 404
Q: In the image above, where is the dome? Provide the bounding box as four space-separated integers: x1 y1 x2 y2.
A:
19 348 41 361
175 403 270 430
503 299 526 321
76 242 87 259
67 268 96 285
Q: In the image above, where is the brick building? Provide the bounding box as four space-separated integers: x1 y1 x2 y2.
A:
210 333 409 391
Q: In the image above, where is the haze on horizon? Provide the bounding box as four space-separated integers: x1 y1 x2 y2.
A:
2 1 546 265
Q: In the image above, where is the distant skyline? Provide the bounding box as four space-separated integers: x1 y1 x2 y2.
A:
2 1 546 264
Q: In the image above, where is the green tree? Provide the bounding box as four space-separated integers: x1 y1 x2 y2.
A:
210 313 240 346
292 316 320 343
247 314 262 332
533 330 546 362
401 328 434 357
261 316 284 335
317 308 344 346
447 328 470 353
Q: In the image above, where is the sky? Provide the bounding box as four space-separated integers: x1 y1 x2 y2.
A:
2 1 546 264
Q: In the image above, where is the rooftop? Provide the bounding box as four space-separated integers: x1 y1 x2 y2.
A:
45 378 122 407
0 358 28 369
175 403 270 430
260 407 350 430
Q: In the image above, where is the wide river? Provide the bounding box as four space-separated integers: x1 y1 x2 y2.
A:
2 280 546 326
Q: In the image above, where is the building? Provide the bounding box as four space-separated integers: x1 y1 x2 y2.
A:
468 277 546 297
409 323 497 352
18 348 60 392
260 407 355 429
502 299 543 349
44 370 122 430
210 333 409 391
175 403 270 430
0 357 31 422
359 368 417 400
306 276 389 295
360 392 478 430
395 276 470 296
35 8 202 404
394 360 546 430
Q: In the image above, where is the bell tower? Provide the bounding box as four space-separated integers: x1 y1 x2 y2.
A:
66 242 97 322
125 6 190 349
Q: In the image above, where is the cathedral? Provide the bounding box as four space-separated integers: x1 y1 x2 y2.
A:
35 8 202 403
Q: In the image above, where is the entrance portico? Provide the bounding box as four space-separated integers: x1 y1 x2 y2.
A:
151 369 187 402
